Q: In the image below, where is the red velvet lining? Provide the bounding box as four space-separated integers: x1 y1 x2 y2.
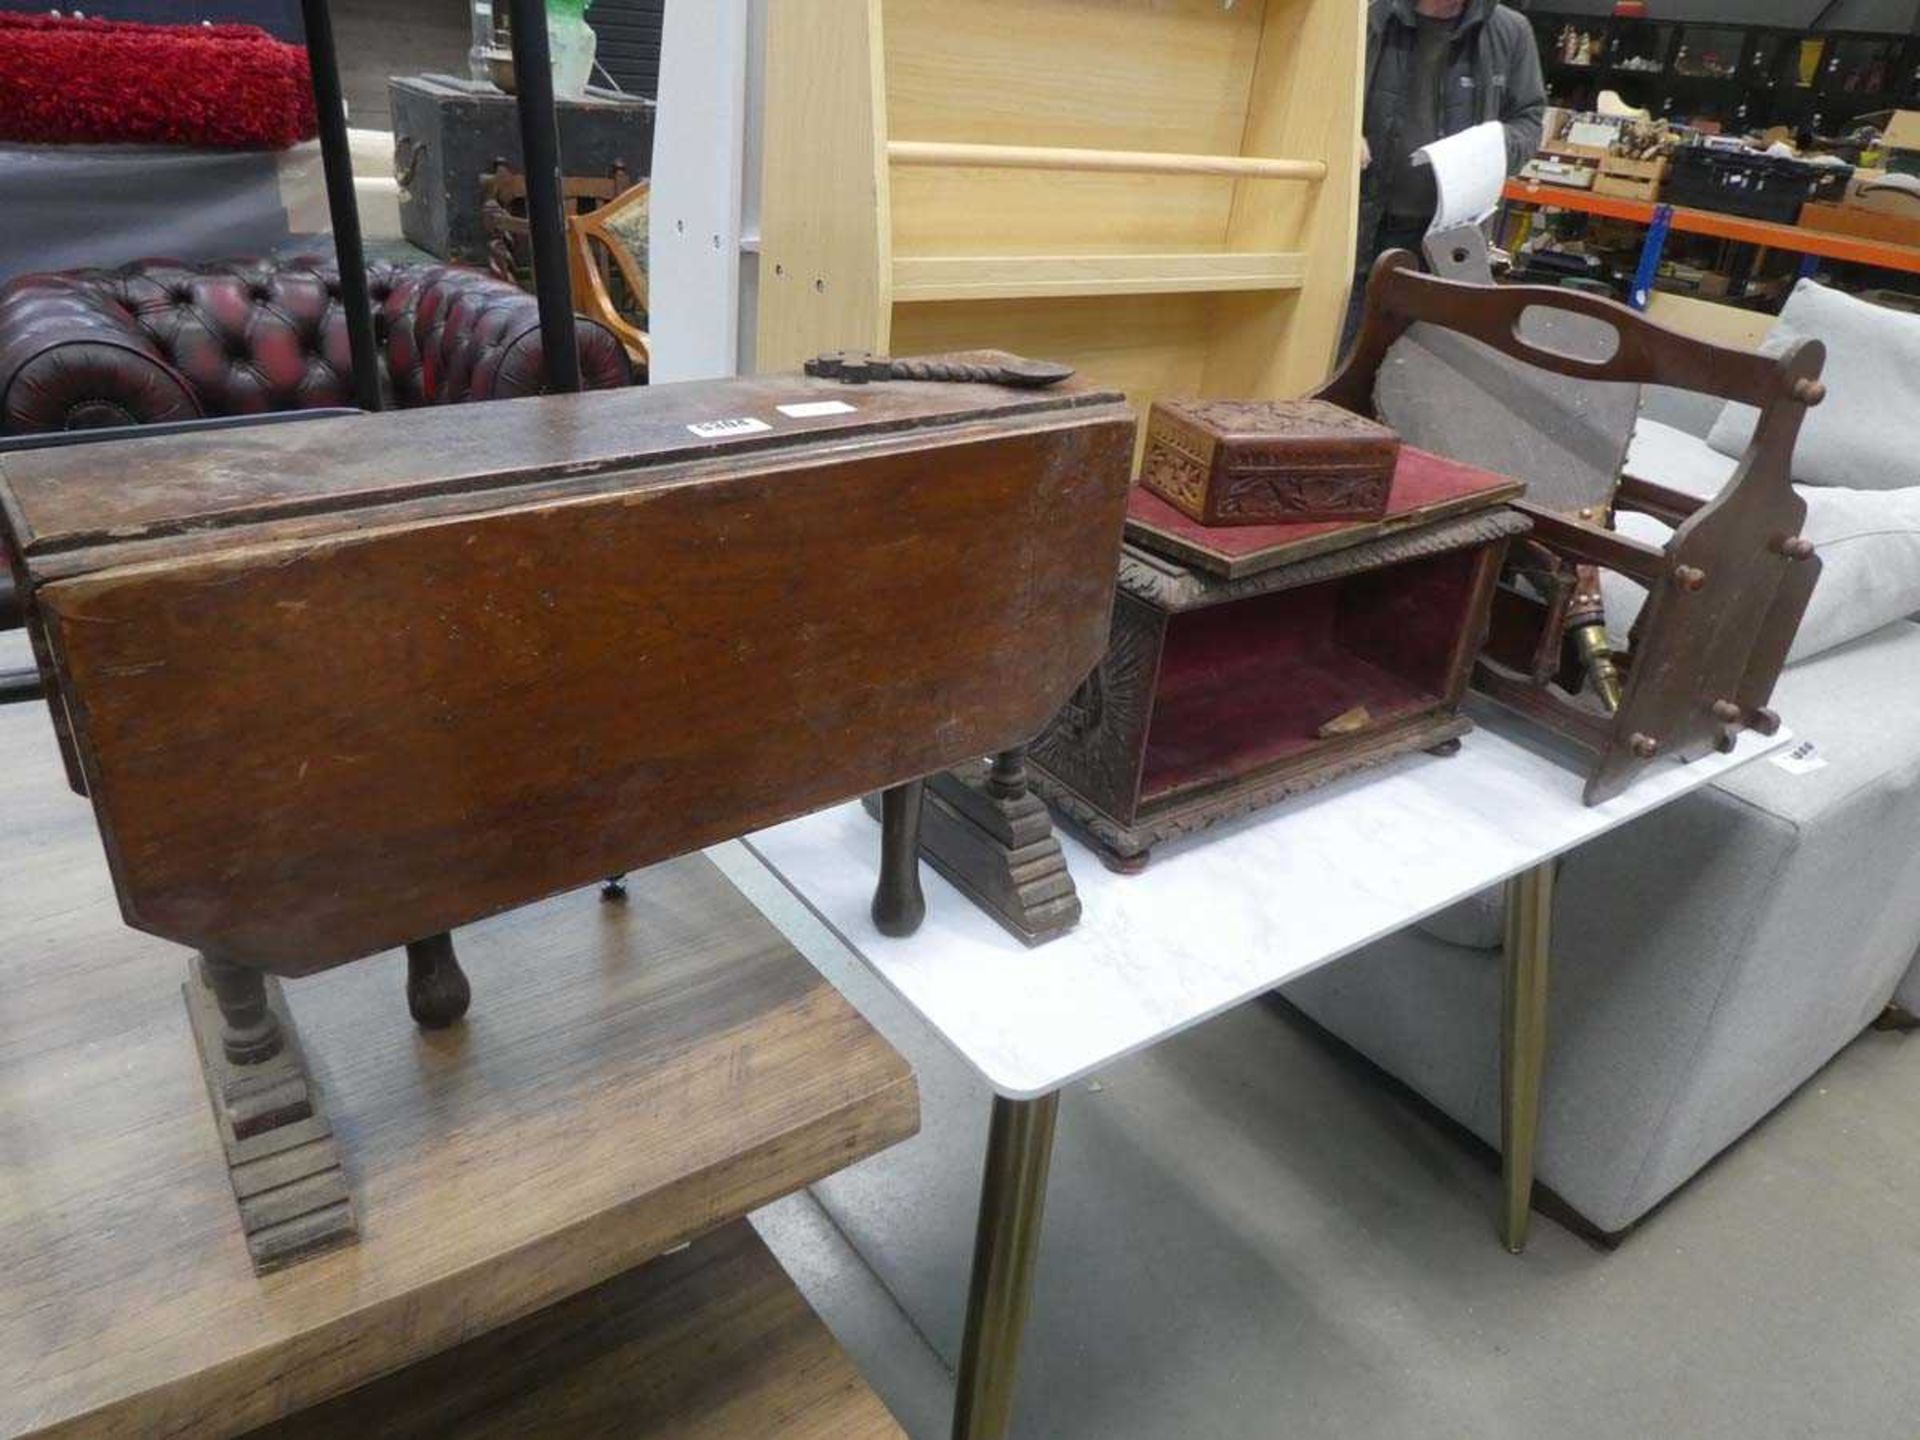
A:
1140 549 1481 802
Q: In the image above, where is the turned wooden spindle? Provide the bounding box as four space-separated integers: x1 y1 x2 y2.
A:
986 746 1031 801
197 955 284 1065
871 780 928 937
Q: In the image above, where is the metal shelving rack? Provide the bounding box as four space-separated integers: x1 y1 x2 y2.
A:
1529 12 1920 134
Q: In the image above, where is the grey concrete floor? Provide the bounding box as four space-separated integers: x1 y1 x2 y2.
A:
718 844 1920 1440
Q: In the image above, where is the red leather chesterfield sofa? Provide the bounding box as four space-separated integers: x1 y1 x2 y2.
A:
0 256 634 435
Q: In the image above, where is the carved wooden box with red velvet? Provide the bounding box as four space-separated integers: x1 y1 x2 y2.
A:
1138 398 1400 528
1030 445 1529 872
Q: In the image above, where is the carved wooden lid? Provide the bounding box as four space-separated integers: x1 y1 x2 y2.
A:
1152 397 1397 444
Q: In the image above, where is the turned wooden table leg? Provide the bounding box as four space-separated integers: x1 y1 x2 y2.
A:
871 779 928 936
197 955 283 1065
405 932 472 1029
986 746 1029 801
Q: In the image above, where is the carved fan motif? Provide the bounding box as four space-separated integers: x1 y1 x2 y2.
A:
1030 597 1161 818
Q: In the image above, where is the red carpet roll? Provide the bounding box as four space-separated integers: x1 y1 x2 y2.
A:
0 11 317 150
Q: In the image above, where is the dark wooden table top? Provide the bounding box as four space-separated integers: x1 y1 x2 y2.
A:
1 368 1125 562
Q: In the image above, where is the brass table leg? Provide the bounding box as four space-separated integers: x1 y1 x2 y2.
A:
952 1091 1060 1440
1500 860 1555 1254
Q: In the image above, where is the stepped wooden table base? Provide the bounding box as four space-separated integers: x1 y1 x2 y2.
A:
245 1219 904 1440
863 750 1082 946
182 961 356 1272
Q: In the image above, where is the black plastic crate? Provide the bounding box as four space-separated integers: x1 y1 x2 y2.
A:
1807 161 1856 204
1665 147 1848 224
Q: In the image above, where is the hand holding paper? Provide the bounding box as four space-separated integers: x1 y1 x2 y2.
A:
1416 121 1507 235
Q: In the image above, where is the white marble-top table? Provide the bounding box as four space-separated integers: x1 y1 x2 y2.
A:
741 704 1790 1440
744 705 1790 1100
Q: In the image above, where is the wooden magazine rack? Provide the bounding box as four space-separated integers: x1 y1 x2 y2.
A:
755 0 1364 449
1321 253 1826 804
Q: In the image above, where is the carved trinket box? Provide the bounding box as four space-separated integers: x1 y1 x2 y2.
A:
1030 444 1528 872
0 354 1133 1269
1139 397 1400 527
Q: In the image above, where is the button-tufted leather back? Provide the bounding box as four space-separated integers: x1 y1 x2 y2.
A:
0 257 634 435
92 259 363 414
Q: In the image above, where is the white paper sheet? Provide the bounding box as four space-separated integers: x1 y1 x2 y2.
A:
1419 121 1509 234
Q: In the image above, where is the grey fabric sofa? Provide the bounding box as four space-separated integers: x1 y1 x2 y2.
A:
1284 620 1920 1236
1284 351 1920 1238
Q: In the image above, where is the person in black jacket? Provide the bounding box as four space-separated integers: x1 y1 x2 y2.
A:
1342 0 1546 352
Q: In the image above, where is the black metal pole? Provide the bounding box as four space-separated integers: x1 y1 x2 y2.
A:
505 0 583 392
299 0 383 412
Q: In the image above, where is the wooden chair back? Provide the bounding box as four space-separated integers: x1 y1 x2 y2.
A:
480 159 631 287
480 160 649 373
567 179 650 372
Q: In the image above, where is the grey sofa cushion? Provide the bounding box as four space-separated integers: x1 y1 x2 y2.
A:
1415 886 1506 950
1287 619 1920 1235
1897 944 1920 1015
1624 416 1736 500
1706 280 1920 491
1616 420 1920 664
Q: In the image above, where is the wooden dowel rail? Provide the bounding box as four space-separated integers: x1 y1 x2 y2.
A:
888 140 1327 182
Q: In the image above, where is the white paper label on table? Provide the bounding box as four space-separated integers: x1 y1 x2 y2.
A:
1771 739 1828 775
1421 121 1509 234
777 400 858 418
686 416 771 438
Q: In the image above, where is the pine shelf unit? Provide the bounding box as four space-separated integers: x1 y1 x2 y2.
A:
755 0 1364 451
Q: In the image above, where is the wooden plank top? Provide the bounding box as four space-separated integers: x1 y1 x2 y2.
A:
0 365 1127 563
0 701 918 1440
246 1220 905 1439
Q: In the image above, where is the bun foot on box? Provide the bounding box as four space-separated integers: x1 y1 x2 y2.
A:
1097 846 1153 876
